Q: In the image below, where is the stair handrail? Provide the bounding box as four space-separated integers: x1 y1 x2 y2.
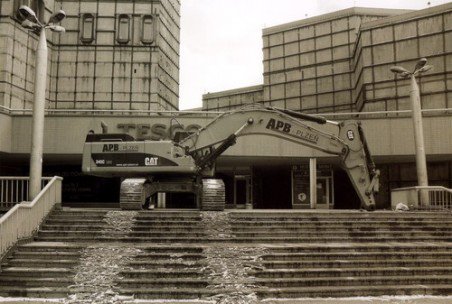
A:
0 176 62 260
391 185 452 210
0 176 53 210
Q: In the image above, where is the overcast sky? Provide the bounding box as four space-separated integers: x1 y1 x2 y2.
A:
179 0 448 110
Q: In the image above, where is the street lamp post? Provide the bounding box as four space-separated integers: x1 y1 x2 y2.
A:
390 58 433 206
18 6 66 200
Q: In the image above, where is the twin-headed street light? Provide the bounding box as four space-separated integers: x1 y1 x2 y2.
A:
19 5 66 32
390 58 433 206
18 5 66 200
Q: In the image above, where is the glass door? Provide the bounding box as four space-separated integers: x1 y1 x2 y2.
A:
234 175 252 209
316 177 331 209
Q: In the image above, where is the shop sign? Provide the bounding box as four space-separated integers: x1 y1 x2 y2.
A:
291 165 310 208
116 123 202 141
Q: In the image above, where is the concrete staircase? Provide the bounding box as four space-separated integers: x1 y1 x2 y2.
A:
0 209 451 301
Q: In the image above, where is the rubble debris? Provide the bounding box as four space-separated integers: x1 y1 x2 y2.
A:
201 212 267 304
65 211 141 304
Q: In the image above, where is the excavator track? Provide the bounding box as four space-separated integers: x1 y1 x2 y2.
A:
201 179 225 211
120 178 147 210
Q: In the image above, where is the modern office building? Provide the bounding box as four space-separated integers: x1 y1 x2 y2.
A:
0 1 451 210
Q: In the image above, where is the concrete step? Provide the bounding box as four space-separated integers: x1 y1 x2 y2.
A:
231 225 452 231
118 288 213 300
118 284 452 299
133 253 206 261
229 211 452 219
0 286 69 298
3 258 79 268
260 259 452 269
253 266 452 278
36 230 209 238
40 225 205 232
115 275 452 289
34 235 452 243
121 269 204 279
263 243 452 253
131 220 203 227
118 278 209 289
45 219 203 227
39 224 451 233
261 251 452 261
232 231 451 238
46 215 106 221
122 258 452 270
16 242 85 253
254 284 452 298
11 251 81 259
40 224 109 231
127 260 207 268
35 229 451 240
0 276 73 288
231 220 452 225
141 246 204 254
0 267 73 278
255 274 452 288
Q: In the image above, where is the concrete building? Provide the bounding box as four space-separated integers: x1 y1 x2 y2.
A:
0 2 451 210
203 4 451 113
0 0 180 111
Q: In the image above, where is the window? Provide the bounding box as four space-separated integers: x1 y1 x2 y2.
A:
141 15 155 44
117 14 130 44
81 13 95 43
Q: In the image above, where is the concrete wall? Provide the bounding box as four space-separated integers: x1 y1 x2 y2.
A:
354 3 452 112
0 112 12 153
261 7 409 113
0 0 57 110
0 0 180 111
4 113 452 161
202 85 263 111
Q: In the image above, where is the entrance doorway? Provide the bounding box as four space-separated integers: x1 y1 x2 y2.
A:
234 175 252 209
316 177 333 209
291 164 334 209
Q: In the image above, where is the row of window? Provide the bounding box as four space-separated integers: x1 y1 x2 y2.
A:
81 14 157 45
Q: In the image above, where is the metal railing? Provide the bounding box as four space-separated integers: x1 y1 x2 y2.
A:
0 176 62 259
391 186 452 211
0 177 52 211
426 186 452 210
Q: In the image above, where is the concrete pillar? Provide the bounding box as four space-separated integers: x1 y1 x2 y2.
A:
410 75 429 206
310 158 317 209
29 29 48 200
157 193 166 208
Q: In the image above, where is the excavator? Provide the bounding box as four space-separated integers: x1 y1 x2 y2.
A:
82 107 380 211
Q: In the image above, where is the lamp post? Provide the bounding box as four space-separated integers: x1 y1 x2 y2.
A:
18 6 66 200
390 58 433 206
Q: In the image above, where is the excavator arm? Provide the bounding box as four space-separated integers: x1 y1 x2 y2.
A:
179 108 379 210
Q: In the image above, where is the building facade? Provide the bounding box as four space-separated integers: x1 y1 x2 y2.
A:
0 0 180 111
1 2 451 210
203 4 451 113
